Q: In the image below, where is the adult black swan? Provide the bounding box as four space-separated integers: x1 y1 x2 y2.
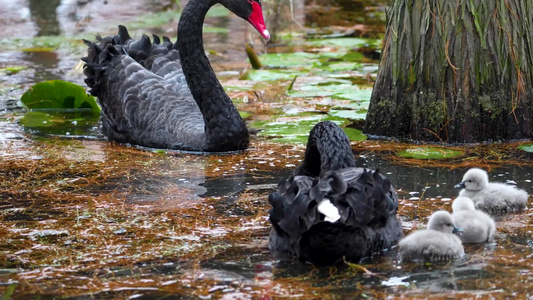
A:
82 0 270 152
268 121 403 265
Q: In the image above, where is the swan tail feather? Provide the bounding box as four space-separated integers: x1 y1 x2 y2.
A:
82 25 180 98
268 168 402 264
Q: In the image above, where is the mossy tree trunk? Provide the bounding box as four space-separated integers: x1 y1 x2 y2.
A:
364 0 533 143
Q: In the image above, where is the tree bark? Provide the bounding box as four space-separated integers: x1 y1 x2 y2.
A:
364 0 533 143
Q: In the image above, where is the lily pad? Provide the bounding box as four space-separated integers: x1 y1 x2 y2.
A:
343 127 367 141
21 80 100 112
259 52 321 68
239 111 252 119
329 108 368 120
397 147 464 159
241 69 306 82
306 37 377 49
0 66 27 75
126 10 178 30
518 143 533 153
21 47 56 52
203 26 230 34
252 114 365 144
320 61 362 72
289 83 372 101
19 110 100 137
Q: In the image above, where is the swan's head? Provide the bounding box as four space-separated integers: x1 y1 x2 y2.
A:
220 0 270 40
454 168 489 191
452 196 476 212
427 211 462 235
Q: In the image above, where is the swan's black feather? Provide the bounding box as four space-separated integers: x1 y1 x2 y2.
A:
82 26 205 150
268 121 402 265
82 1 250 152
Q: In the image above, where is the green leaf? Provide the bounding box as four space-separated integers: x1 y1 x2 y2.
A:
343 127 367 141
251 114 365 144
306 37 378 48
19 111 56 128
203 26 230 34
0 66 27 75
21 80 100 112
289 83 372 101
239 111 252 119
259 52 320 68
329 108 368 120
241 69 307 81
1 283 17 300
21 47 56 52
19 111 100 136
518 143 533 153
397 147 464 159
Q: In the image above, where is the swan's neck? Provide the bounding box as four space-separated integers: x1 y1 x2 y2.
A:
177 0 249 151
296 122 356 177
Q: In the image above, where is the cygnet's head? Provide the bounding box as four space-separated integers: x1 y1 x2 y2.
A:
427 211 461 234
454 168 489 191
452 197 476 212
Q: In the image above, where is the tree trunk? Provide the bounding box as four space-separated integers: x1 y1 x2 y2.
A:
364 0 533 143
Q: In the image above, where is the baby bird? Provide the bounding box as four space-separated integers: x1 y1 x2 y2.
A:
451 197 495 243
399 211 464 262
455 168 528 214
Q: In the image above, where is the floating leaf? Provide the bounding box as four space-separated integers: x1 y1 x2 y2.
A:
21 80 100 112
21 47 56 52
321 61 362 72
125 10 178 30
341 51 365 62
329 108 368 120
306 37 377 48
241 69 306 81
342 127 367 141
251 114 364 143
203 26 230 34
259 52 320 68
239 111 252 119
19 110 100 137
19 111 57 128
0 66 27 75
518 144 533 153
289 83 372 101
397 147 464 159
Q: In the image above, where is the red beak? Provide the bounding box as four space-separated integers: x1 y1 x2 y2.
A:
247 1 270 40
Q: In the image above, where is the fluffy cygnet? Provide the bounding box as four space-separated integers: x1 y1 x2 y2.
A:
455 168 528 214
452 197 495 243
399 211 464 262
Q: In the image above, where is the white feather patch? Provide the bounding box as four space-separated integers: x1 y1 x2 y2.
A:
317 199 341 223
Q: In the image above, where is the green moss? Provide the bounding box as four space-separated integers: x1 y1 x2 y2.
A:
397 147 464 159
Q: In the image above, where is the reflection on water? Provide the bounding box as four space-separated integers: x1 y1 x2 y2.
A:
357 154 533 199
22 51 62 82
28 0 61 36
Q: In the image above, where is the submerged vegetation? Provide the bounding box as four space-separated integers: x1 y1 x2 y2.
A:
0 0 532 298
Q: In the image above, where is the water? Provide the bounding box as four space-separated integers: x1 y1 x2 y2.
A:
1 0 532 298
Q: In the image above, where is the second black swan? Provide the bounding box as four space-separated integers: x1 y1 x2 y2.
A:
268 121 403 265
82 0 269 152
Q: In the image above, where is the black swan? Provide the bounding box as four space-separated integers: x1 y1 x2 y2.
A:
82 0 270 152
268 121 403 265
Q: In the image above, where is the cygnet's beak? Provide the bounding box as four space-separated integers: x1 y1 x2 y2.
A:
454 181 466 189
452 226 464 236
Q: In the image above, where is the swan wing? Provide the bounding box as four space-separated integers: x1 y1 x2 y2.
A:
83 26 205 149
